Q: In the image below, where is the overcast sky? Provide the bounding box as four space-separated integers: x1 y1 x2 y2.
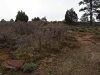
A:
0 0 84 21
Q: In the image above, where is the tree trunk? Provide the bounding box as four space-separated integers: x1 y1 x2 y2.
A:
90 0 92 25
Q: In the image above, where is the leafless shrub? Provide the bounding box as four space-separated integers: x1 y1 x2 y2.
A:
0 23 15 43
16 35 34 49
0 22 77 54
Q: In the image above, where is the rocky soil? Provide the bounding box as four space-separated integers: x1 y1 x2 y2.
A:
33 32 100 75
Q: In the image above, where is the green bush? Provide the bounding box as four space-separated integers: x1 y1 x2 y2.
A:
42 22 48 26
21 63 37 73
31 54 41 62
32 17 40 21
65 8 78 24
52 21 58 23
49 45 61 53
15 10 28 22
10 19 14 22
0 37 17 49
1 19 6 22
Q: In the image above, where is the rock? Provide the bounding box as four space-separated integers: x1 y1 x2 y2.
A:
98 28 100 30
48 58 53 63
51 54 56 57
90 52 100 62
40 58 53 63
67 30 72 33
2 60 25 69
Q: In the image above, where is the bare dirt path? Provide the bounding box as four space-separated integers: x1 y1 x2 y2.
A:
33 33 100 75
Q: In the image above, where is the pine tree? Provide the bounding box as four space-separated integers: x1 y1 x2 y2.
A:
15 10 28 22
65 8 78 24
79 0 100 25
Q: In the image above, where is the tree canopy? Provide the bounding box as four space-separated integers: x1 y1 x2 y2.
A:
80 13 89 22
15 10 28 22
32 17 40 21
41 17 47 21
65 8 78 24
1 19 6 22
79 0 100 24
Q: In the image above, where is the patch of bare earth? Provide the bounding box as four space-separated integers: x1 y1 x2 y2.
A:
32 32 100 75
0 48 11 61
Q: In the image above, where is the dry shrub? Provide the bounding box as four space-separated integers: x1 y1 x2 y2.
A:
0 22 79 60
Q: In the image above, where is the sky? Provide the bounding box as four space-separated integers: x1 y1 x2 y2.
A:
0 0 84 21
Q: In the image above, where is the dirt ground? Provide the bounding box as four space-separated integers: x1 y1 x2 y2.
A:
32 32 100 75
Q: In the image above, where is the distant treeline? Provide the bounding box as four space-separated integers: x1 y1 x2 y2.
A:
0 21 100 26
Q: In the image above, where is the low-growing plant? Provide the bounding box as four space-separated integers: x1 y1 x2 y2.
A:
0 43 7 48
0 58 2 62
49 45 61 54
0 63 1 67
31 54 41 62
52 21 58 23
1 68 15 75
48 70 52 73
79 29 85 32
21 63 37 73
0 44 3 49
42 22 48 26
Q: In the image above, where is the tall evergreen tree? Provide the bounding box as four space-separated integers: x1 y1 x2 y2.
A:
65 8 78 24
80 13 89 22
79 0 100 25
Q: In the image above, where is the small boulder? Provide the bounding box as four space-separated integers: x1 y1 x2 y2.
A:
2 60 25 69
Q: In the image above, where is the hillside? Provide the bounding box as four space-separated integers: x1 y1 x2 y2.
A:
0 22 100 75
